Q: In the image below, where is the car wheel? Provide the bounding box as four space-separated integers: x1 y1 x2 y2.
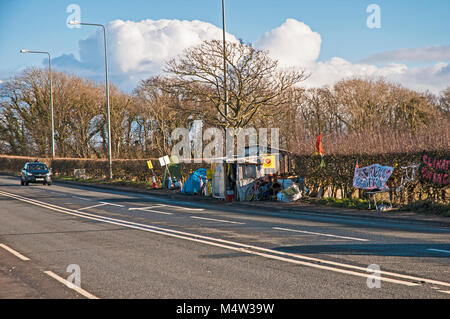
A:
47 182 52 186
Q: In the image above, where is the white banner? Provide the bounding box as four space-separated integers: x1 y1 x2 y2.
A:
353 164 393 191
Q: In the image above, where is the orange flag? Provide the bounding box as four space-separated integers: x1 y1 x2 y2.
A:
315 133 324 157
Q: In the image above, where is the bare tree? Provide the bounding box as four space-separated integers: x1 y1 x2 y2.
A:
133 77 190 157
165 40 309 129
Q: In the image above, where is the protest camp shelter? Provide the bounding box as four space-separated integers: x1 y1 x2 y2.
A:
210 146 293 201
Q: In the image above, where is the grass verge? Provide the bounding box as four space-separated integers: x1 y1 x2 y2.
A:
398 200 450 217
315 197 373 210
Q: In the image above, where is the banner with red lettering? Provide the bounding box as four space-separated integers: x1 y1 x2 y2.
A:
420 153 449 187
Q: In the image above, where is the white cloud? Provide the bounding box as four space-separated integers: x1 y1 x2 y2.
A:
359 46 450 64
53 19 237 91
253 19 449 94
52 17 449 94
254 18 321 68
303 58 408 88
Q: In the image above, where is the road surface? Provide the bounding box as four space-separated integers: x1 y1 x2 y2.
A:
0 174 449 299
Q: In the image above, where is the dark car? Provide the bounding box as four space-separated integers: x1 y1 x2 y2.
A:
21 162 52 186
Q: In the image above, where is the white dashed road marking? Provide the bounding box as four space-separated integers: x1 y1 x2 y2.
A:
0 243 30 261
190 216 245 225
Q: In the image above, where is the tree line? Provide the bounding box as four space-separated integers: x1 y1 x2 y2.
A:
1 40 449 159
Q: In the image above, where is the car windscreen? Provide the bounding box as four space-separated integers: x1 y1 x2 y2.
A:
28 164 48 171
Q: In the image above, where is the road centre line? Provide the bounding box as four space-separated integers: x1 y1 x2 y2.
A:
156 204 204 211
128 205 167 210
0 243 30 261
427 248 450 254
100 201 124 207
128 203 205 211
43 270 99 299
273 227 369 242
78 203 108 211
72 196 90 201
190 216 245 225
138 209 173 215
2 190 450 288
128 207 173 215
79 202 125 211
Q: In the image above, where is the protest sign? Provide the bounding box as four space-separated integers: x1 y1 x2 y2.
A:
263 155 276 169
420 153 449 187
353 163 393 191
158 156 171 167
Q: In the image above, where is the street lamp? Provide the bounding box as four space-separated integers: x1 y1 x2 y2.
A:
69 20 113 180
20 49 55 159
221 0 228 118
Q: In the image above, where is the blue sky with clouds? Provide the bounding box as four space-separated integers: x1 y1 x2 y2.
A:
1 0 449 93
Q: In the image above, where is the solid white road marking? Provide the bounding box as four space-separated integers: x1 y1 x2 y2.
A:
140 209 173 215
100 202 124 207
2 189 450 288
190 216 245 225
0 243 30 261
43 270 99 299
78 203 108 211
128 204 204 211
128 206 165 210
72 196 90 201
78 202 124 211
273 227 369 242
159 204 204 211
427 248 450 254
438 290 450 295
128 207 173 215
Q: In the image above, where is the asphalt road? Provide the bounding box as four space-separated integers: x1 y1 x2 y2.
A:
0 174 449 299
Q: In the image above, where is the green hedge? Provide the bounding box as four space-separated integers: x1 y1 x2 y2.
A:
0 155 205 185
1 151 448 204
293 150 449 204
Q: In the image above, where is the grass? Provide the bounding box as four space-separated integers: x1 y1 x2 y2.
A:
316 196 449 217
398 200 450 217
316 197 372 210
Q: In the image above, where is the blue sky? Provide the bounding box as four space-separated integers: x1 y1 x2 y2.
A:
1 0 449 92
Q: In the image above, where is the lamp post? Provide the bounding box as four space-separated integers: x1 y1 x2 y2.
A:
20 49 55 159
69 21 113 179
221 0 228 119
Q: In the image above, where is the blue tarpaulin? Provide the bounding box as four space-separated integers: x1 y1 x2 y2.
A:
181 168 207 194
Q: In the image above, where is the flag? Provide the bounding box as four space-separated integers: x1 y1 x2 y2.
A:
315 133 325 167
315 133 324 157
